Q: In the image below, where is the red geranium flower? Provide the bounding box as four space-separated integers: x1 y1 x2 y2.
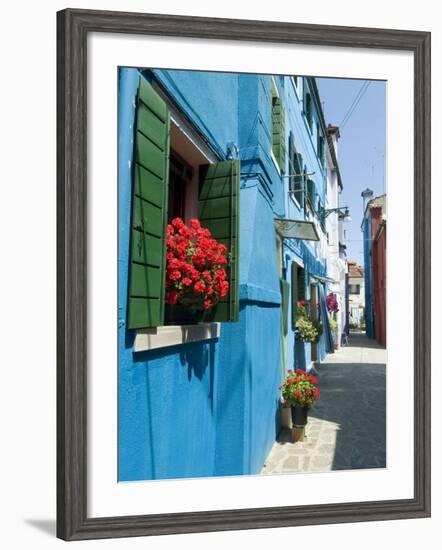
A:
168 270 182 281
171 217 184 229
164 217 230 312
189 219 201 230
193 280 206 293
219 281 229 298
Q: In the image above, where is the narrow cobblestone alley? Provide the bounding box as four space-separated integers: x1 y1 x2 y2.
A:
262 332 386 474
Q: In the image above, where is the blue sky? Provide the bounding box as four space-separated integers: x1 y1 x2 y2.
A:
316 78 386 266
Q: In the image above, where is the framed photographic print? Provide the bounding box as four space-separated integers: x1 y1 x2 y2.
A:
57 8 431 541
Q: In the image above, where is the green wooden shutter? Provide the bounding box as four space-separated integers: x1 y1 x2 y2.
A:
291 262 298 330
127 78 170 329
288 132 295 192
280 278 290 336
298 267 306 302
294 152 304 207
305 93 313 131
307 178 315 212
272 97 286 173
318 200 326 233
302 167 308 210
198 160 240 322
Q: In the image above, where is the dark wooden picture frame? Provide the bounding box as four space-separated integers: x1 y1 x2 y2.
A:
57 8 431 541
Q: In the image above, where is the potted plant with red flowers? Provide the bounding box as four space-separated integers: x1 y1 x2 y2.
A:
165 217 230 324
279 369 321 442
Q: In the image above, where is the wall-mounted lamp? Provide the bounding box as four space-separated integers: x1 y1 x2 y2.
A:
318 206 351 222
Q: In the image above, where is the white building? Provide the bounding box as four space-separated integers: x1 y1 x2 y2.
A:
348 261 365 328
325 125 348 347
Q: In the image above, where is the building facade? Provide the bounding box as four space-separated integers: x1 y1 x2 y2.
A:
361 195 386 340
325 125 348 347
118 68 341 481
371 208 387 346
348 261 365 328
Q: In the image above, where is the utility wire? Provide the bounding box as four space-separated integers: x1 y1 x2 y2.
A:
340 81 369 127
340 81 371 129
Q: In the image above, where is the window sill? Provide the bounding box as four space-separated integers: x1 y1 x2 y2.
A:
134 322 221 352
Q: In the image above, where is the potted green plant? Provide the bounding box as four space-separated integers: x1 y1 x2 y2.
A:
312 318 323 343
295 300 319 343
279 369 321 441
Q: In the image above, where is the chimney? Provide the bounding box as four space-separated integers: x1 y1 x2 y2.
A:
327 124 340 155
370 206 383 238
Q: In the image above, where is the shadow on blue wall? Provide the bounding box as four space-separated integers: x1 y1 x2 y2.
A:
132 340 217 416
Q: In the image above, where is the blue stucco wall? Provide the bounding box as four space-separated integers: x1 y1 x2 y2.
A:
118 68 330 481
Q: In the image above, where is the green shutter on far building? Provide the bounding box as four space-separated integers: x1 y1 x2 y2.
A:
307 178 316 212
127 78 170 329
280 278 290 336
272 97 286 173
198 160 240 322
291 262 298 330
298 267 306 302
294 152 304 207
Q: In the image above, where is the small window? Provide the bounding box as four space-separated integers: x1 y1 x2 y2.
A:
349 284 361 295
271 81 286 173
316 124 320 154
167 151 192 222
320 136 325 165
288 132 304 208
305 92 313 131
317 125 325 167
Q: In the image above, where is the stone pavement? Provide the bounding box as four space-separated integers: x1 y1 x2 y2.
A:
261 332 386 474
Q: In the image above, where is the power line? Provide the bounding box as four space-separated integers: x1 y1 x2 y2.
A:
340 81 371 129
339 81 369 127
339 81 369 126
